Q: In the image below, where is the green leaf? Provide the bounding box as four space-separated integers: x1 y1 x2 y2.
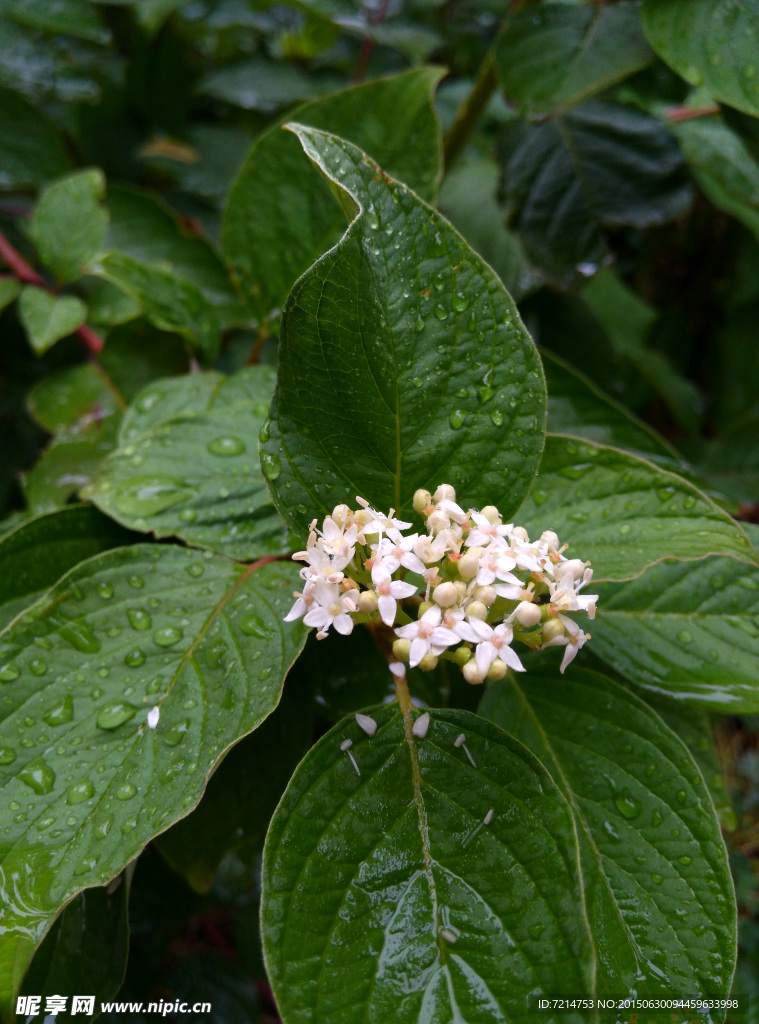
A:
262 125 546 535
673 115 759 243
641 691 736 832
98 319 189 403
262 704 592 1022
0 87 72 190
0 545 307 1014
641 0 759 119
590 555 759 713
0 505 135 629
156 678 311 892
543 349 683 470
197 56 323 111
28 169 109 285
20 871 130 1005
17 286 87 355
28 363 121 433
437 157 535 301
501 101 692 283
480 663 736 1004
0 0 110 42
496 2 653 117
22 417 121 514
221 68 444 320
0 279 21 313
696 416 759 505
582 269 704 434
517 434 756 580
86 368 292 561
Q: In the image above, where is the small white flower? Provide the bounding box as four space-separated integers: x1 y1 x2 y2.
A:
394 606 460 668
465 511 513 548
373 529 426 578
456 619 525 675
540 614 590 672
374 568 418 626
284 579 316 622
303 578 359 636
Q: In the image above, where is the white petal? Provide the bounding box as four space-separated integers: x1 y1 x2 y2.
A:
333 613 354 635
502 645 525 672
283 597 307 622
390 580 418 598
409 637 428 668
304 606 331 629
476 641 495 675
378 594 397 626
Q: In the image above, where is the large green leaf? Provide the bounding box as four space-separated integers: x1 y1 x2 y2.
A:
673 116 759 243
221 68 444 320
480 664 736 1006
0 0 110 42
262 125 546 534
0 545 306 1013
0 506 134 629
0 87 72 190
543 350 683 470
85 367 292 561
262 704 592 1023
27 362 122 434
17 287 87 355
496 2 653 118
501 101 692 283
641 0 759 119
27 169 109 285
517 434 756 580
591 555 759 713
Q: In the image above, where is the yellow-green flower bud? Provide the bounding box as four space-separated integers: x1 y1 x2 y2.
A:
332 504 353 528
454 581 468 601
433 484 456 503
511 526 529 541
472 585 497 606
418 653 439 672
540 530 559 550
418 601 432 617
457 549 480 581
480 505 500 525
463 660 486 685
392 638 411 662
514 601 541 627
466 601 488 621
562 558 586 580
413 488 432 515
542 618 565 642
357 590 378 615
487 658 508 681
454 645 471 666
433 582 458 608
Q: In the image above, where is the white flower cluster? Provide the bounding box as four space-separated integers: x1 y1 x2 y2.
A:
284 484 597 680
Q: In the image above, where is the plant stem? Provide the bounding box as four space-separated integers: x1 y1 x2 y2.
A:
393 669 412 716
443 51 498 171
0 229 105 354
666 104 720 123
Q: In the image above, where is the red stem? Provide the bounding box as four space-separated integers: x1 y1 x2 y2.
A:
0 229 105 354
666 103 720 123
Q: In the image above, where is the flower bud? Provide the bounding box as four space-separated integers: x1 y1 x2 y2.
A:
472 585 496 606
562 558 586 580
466 601 488 621
457 549 480 581
413 489 432 515
463 660 486 685
357 590 378 614
511 526 529 542
487 658 508 681
480 505 501 525
540 530 559 550
433 582 458 608
454 581 468 601
392 638 411 662
418 653 439 672
454 645 471 666
433 484 456 503
355 509 373 526
428 511 450 533
542 618 565 642
514 601 541 627
332 504 353 528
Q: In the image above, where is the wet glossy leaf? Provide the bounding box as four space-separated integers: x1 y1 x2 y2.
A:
28 169 109 284
0 87 72 190
262 704 591 1023
18 287 87 355
673 115 759 243
28 363 121 433
21 871 130 1003
501 101 692 283
262 126 545 534
543 350 683 470
156 679 312 892
591 555 759 713
197 56 322 111
480 664 736 1005
517 435 756 580
86 367 291 561
0 506 134 629
0 545 307 1014
496 2 653 117
221 68 444 320
642 0 759 119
